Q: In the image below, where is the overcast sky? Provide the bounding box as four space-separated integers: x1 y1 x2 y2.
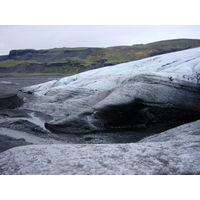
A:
0 25 200 55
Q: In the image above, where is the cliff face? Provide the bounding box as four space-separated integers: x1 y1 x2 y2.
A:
1 39 200 75
7 48 99 62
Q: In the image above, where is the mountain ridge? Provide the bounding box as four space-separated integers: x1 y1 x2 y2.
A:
0 38 200 75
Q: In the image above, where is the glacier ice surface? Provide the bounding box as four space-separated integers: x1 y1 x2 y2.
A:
0 120 200 175
20 47 200 134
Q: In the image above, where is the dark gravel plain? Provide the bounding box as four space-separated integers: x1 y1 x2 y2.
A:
0 75 64 97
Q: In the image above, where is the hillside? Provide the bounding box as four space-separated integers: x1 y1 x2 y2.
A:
0 38 200 75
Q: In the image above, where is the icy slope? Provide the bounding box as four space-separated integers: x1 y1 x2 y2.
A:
21 47 200 134
22 47 200 95
0 120 200 175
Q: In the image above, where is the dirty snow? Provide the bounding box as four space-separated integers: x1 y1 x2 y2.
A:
0 120 200 175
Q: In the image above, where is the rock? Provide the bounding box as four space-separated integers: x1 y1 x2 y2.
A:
0 94 24 109
8 49 37 59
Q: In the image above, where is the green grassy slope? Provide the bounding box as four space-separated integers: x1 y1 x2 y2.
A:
0 39 200 76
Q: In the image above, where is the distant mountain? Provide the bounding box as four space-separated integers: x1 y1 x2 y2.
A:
0 38 200 76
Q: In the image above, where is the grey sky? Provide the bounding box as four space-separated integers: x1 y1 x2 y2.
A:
0 25 200 55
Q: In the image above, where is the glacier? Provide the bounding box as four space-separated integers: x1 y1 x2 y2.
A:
1 47 200 175
21 47 200 134
0 119 200 175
